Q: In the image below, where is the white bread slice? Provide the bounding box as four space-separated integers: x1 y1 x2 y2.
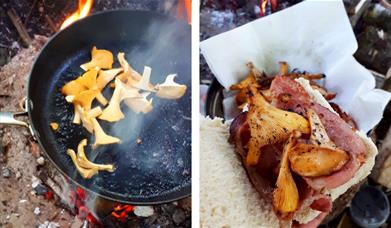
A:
200 116 279 228
293 78 378 224
200 78 378 226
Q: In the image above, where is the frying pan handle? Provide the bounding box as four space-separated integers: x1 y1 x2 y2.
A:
0 111 29 127
0 98 36 139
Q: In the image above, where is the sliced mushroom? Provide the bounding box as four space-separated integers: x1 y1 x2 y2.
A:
289 143 349 177
95 93 108 106
117 52 131 82
99 78 141 122
75 69 98 89
117 53 155 91
75 105 93 133
246 86 310 165
307 109 336 149
76 139 114 171
96 68 123 90
73 106 81 124
273 133 299 217
80 47 114 71
132 66 156 92
124 92 153 114
61 80 85 96
72 89 98 111
67 149 98 179
91 118 120 148
117 52 141 81
50 122 59 131
288 109 349 177
155 74 187 99
65 96 82 124
75 69 108 106
87 106 102 118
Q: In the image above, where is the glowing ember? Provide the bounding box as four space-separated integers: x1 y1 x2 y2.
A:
112 204 134 222
60 0 93 30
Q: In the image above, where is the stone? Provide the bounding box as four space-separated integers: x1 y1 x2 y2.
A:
161 203 176 214
15 171 21 179
134 206 154 217
31 175 41 188
34 207 41 215
34 183 48 195
172 208 186 225
36 156 45 165
2 167 11 178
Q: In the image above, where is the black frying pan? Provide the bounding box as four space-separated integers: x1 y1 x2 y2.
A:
0 10 191 204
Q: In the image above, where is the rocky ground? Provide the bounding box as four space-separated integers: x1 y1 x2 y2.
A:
0 36 75 228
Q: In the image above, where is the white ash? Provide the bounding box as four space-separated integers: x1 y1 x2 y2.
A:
34 207 41 215
36 156 45 165
134 206 154 217
38 221 60 228
15 171 21 179
210 10 234 28
31 175 41 188
19 199 27 203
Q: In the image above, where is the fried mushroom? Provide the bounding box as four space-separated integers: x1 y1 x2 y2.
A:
80 46 114 71
155 74 187 99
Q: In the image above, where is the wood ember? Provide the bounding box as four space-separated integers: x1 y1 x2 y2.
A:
0 36 72 227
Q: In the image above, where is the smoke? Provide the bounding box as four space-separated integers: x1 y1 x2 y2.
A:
93 12 192 199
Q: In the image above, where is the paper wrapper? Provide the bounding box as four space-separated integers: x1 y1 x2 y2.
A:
200 0 391 133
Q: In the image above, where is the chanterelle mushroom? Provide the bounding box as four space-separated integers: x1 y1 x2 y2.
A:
76 139 114 172
61 80 85 96
288 109 349 177
124 92 153 114
67 149 97 179
91 118 120 148
273 133 299 218
99 78 141 122
117 53 155 91
74 105 93 133
155 74 187 99
246 86 310 165
131 66 156 92
80 47 114 71
96 68 123 90
67 139 115 179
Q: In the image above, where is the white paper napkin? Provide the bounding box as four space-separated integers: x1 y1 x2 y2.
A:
200 0 391 133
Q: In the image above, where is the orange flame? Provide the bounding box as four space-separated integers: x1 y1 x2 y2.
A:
176 0 191 24
60 0 93 30
260 0 268 16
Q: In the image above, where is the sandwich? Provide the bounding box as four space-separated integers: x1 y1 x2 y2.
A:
200 62 378 227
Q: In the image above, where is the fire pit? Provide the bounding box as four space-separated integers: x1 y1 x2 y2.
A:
0 1 191 227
